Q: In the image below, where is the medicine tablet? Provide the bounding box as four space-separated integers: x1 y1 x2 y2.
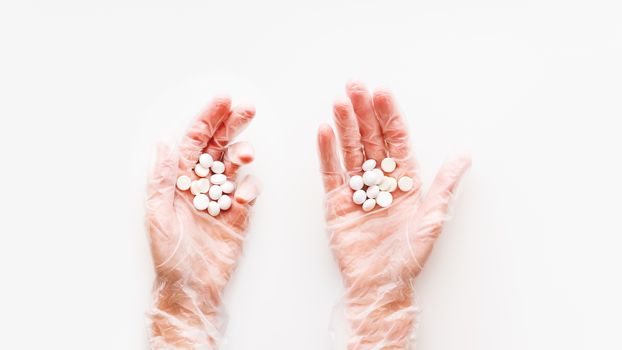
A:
221 181 235 194
190 180 202 195
199 153 214 168
349 175 364 190
197 178 210 193
363 171 378 186
387 177 398 192
176 175 191 191
207 201 221 216
208 184 223 200
378 176 391 191
362 159 376 171
362 198 376 212
398 176 414 192
372 169 384 185
381 158 397 173
194 164 210 178
218 195 232 210
352 189 366 205
366 185 380 199
211 161 225 174
376 191 393 208
210 174 227 185
193 194 209 210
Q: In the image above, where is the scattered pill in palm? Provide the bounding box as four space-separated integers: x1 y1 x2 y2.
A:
193 194 209 210
210 173 226 185
208 184 223 200
362 198 376 211
176 175 191 191
353 190 367 204
199 153 214 169
366 185 380 199
376 191 393 208
218 195 232 210
211 161 225 174
362 159 376 171
398 176 414 192
221 181 235 194
190 180 202 195
349 175 364 190
207 201 221 216
381 157 396 173
194 164 210 177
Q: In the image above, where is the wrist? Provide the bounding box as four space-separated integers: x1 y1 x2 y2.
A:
149 278 221 349
346 282 417 350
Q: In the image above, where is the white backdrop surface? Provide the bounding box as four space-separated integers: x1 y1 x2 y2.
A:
0 1 621 349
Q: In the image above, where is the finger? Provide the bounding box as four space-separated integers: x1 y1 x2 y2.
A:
333 98 364 173
222 141 254 179
206 104 256 161
234 174 261 205
317 123 345 192
418 154 472 239
178 95 232 170
146 143 178 215
372 89 412 162
346 81 386 163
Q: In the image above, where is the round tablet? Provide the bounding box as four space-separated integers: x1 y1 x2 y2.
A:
199 153 214 168
192 194 209 210
372 169 384 185
387 177 398 192
207 201 221 216
211 161 225 174
362 198 376 212
218 195 232 210
194 164 210 178
210 173 227 185
208 184 223 200
363 171 379 186
378 176 391 191
349 175 364 190
362 159 376 172
376 191 393 208
366 185 380 199
190 180 202 195
176 175 191 191
381 158 397 173
398 176 414 192
197 178 210 193
221 181 235 194
352 189 367 205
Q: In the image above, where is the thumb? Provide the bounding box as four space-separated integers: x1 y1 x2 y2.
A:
418 154 472 240
146 143 178 214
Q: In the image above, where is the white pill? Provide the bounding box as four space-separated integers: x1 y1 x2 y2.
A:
387 177 398 192
381 157 397 173
349 175 364 190
208 184 223 200
211 161 225 174
378 176 391 191
362 159 376 171
210 173 227 185
194 164 210 178
197 178 210 193
362 198 376 212
366 185 380 199
218 195 232 210
192 194 209 210
207 201 221 216
352 190 367 205
363 171 378 186
190 180 202 195
376 191 393 208
221 181 235 194
199 153 214 168
176 175 191 191
398 176 414 192
372 168 384 185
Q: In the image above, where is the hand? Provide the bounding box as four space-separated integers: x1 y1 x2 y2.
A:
146 96 259 349
317 82 471 349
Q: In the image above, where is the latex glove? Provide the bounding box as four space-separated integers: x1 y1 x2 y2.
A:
146 96 260 349
317 82 471 350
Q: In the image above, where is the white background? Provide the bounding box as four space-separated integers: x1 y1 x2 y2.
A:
0 1 621 349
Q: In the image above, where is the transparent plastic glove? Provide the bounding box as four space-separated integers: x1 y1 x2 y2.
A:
317 82 471 350
146 96 260 349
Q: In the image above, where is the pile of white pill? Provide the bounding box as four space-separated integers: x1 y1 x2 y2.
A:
348 157 414 212
175 153 236 216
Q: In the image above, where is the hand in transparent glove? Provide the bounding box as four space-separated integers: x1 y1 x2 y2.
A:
317 82 471 349
146 96 259 349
